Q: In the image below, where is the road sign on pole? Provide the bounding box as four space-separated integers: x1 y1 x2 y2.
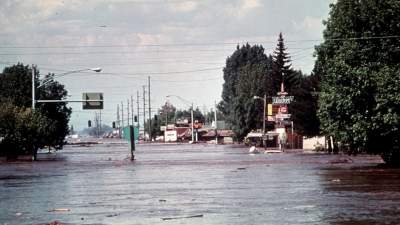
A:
82 93 104 110
272 96 294 105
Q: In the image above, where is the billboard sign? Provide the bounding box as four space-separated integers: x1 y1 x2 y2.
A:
165 130 177 142
272 96 294 105
82 92 103 110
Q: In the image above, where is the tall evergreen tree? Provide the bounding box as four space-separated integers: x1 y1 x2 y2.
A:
271 33 319 136
272 32 300 92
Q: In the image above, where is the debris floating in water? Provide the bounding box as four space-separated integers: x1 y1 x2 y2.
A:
162 214 204 220
48 208 70 212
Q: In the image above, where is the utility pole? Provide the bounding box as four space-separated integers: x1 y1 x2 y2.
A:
31 65 35 110
137 91 140 128
215 101 218 144
148 76 151 142
142 85 146 140
191 103 194 143
117 104 121 138
127 99 130 126
131 95 134 126
121 101 124 129
95 112 99 138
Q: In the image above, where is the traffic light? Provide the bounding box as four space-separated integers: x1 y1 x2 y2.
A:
112 121 116 129
88 120 92 127
134 116 138 122
154 115 158 121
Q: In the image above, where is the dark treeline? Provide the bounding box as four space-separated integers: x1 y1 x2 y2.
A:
219 33 320 141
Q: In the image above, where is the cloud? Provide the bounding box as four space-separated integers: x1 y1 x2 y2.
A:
294 16 324 32
242 0 262 11
168 1 198 13
0 0 334 130
224 0 263 18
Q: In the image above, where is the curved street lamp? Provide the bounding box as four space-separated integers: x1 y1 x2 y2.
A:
32 67 102 109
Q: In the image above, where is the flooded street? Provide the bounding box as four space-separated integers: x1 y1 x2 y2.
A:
1 142 400 225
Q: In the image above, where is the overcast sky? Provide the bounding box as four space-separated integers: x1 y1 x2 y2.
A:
0 0 334 130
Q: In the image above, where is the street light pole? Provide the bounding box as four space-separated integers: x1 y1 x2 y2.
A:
32 65 35 110
262 94 266 135
32 67 102 110
254 94 267 147
191 103 194 143
253 95 266 134
215 101 218 144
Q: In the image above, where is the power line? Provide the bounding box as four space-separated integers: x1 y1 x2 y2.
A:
0 49 234 56
19 65 223 77
1 35 399 49
101 67 223 76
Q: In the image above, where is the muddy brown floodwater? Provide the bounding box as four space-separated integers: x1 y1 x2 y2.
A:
1 141 400 225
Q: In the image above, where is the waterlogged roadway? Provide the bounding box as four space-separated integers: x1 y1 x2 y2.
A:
1 141 400 225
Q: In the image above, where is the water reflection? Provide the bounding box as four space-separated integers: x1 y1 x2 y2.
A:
319 165 400 224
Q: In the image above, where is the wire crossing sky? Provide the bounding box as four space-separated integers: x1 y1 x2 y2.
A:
0 0 335 130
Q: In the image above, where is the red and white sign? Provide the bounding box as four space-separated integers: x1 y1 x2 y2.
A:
279 106 288 113
165 130 177 142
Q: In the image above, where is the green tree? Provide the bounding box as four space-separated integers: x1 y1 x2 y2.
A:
205 109 224 125
36 73 72 149
159 102 176 125
315 0 400 164
272 32 300 93
0 64 71 157
219 44 274 140
0 64 34 106
221 41 320 140
0 101 54 159
289 72 320 137
220 44 272 127
233 62 274 140
175 107 205 123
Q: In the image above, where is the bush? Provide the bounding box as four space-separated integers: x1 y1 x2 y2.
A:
0 101 54 159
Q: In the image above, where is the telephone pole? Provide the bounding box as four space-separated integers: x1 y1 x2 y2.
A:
121 101 124 129
131 95 134 125
117 104 121 138
94 112 99 137
137 91 140 128
127 99 130 126
142 85 146 140
148 76 151 142
215 101 218 144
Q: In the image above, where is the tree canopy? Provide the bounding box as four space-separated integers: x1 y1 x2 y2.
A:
315 0 400 164
0 64 71 159
220 35 320 140
219 44 275 140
